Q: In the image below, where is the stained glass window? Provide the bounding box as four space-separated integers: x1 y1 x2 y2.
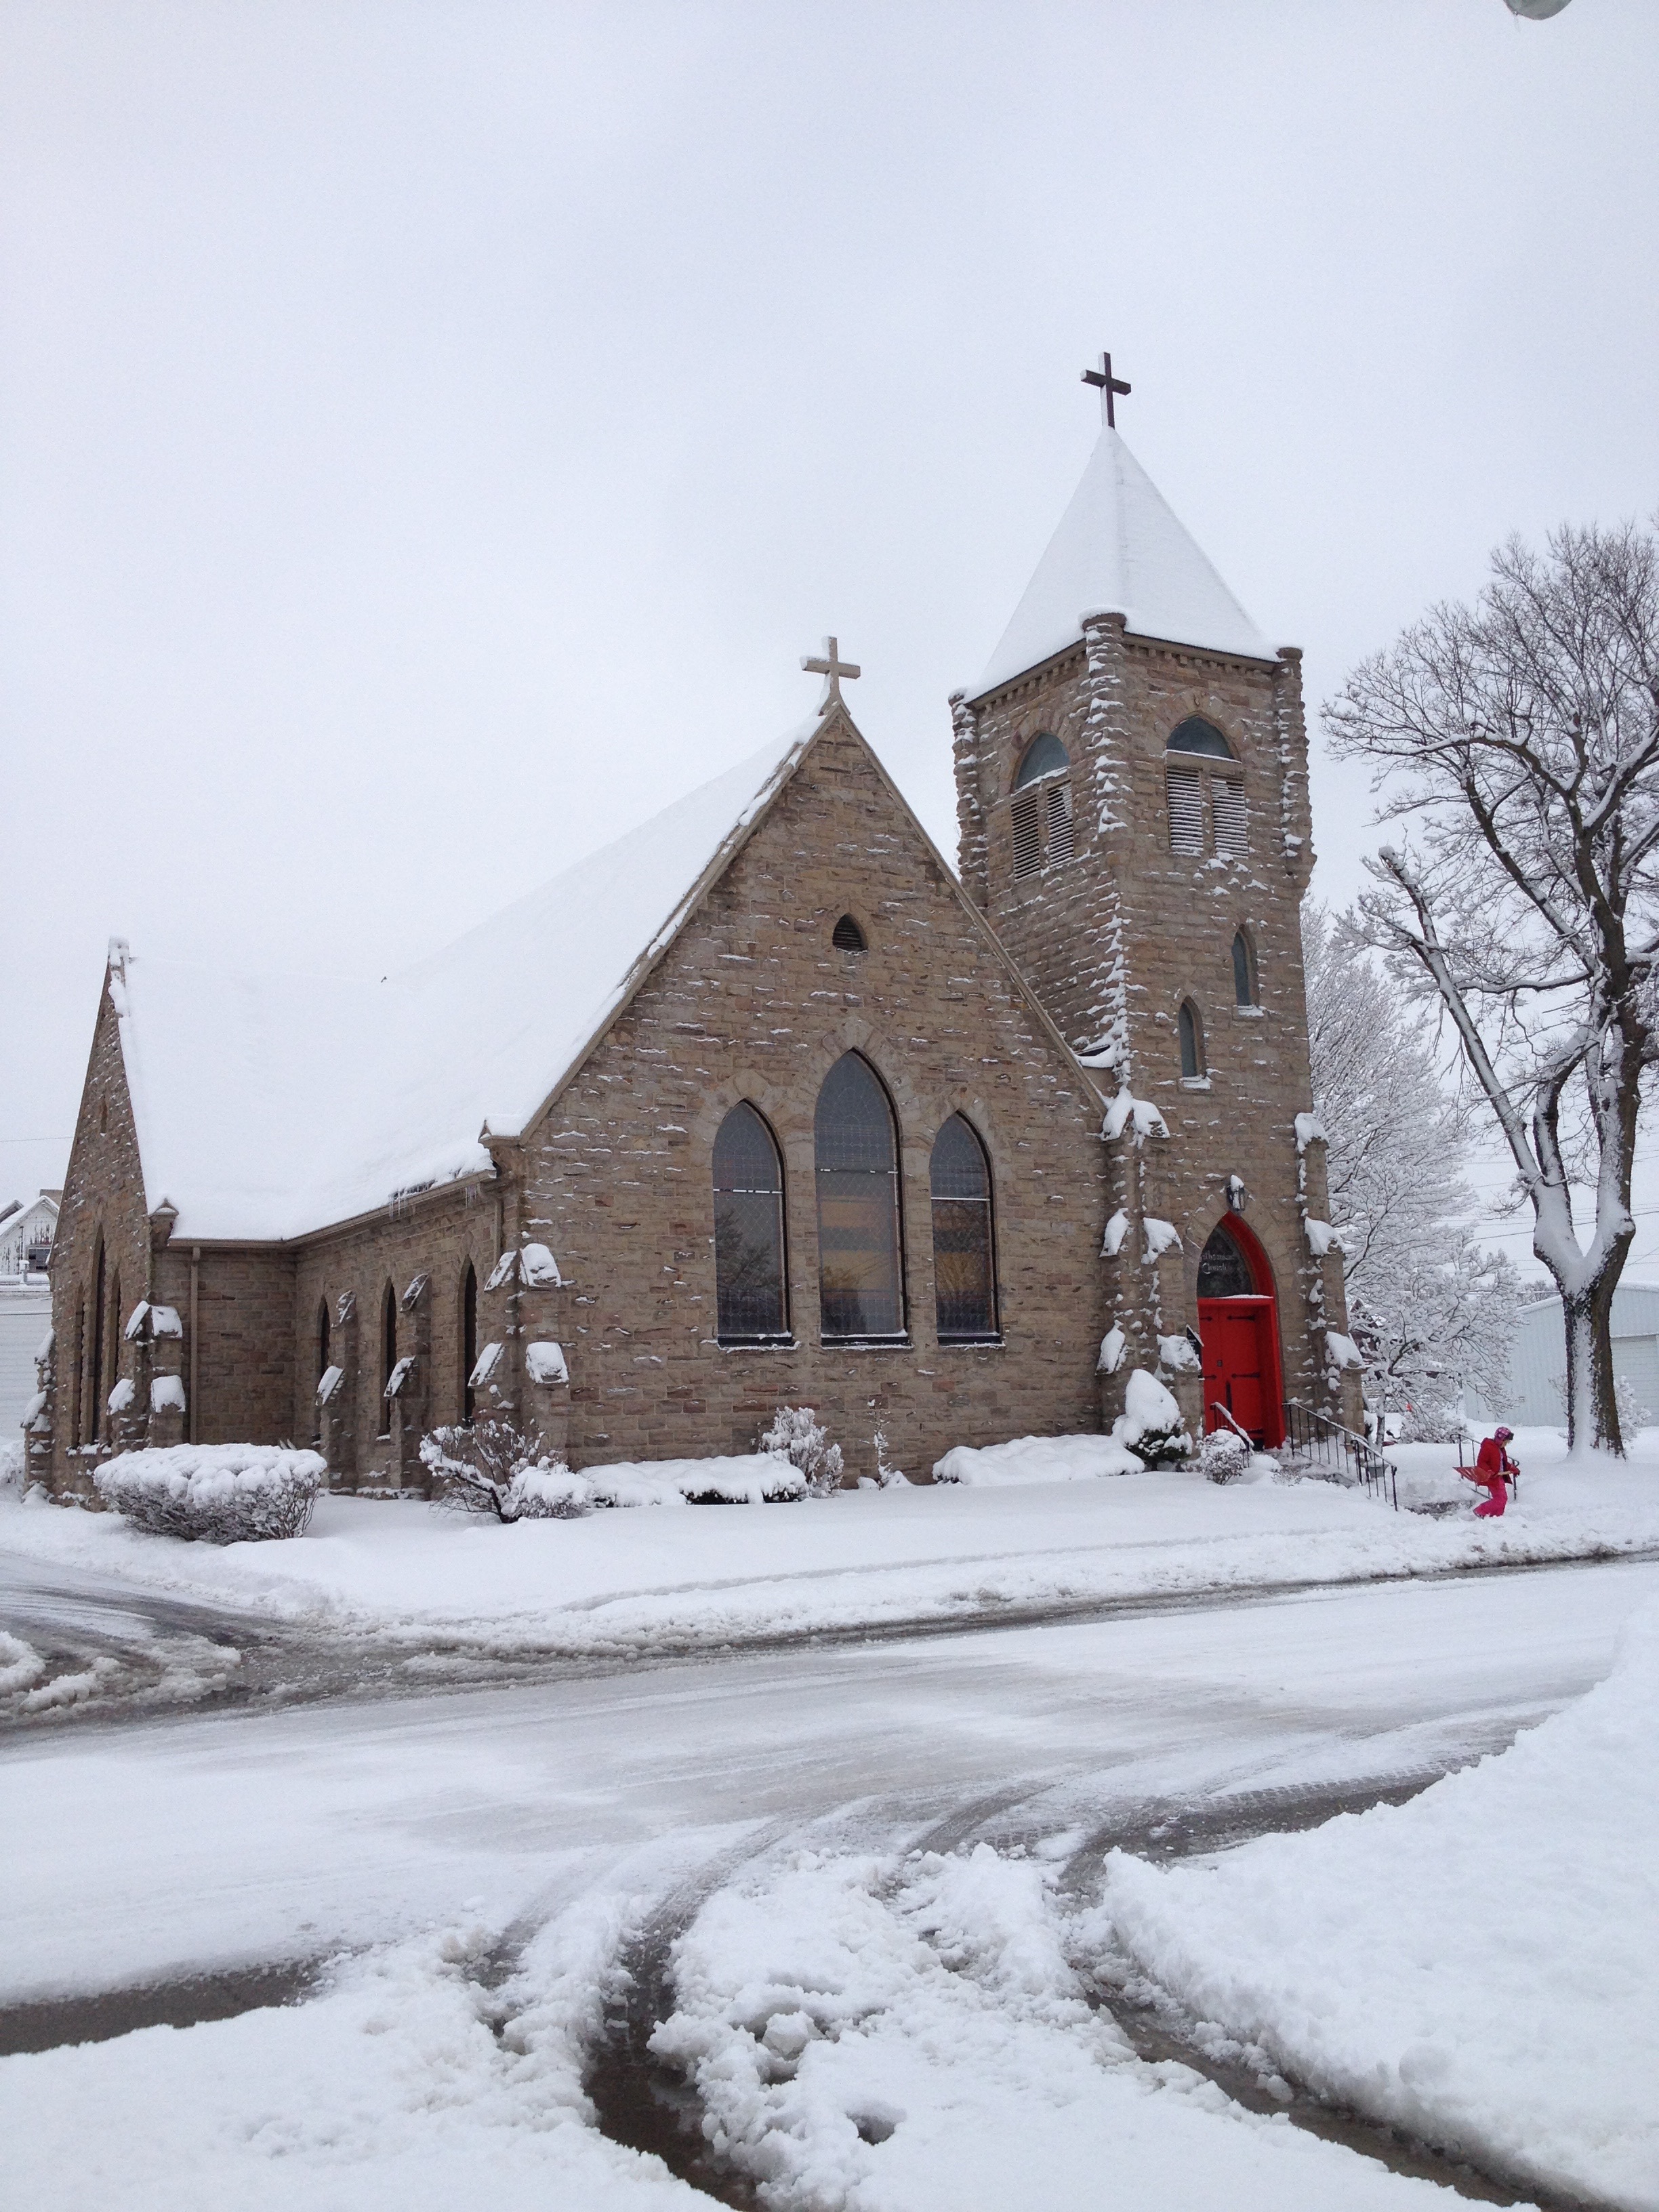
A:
714 1103 789 1342
815 1053 904 1338
1197 1223 1256 1298
930 1115 997 1340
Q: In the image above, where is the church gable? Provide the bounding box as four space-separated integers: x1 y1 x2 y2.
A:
512 714 1113 1478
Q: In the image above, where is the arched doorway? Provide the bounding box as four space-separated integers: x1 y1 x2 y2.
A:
1196 1216 1285 1448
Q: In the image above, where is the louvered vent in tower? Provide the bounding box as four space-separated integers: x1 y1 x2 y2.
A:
1212 779 1248 857
1044 781 1074 866
1166 766 1204 855
1010 790 1042 878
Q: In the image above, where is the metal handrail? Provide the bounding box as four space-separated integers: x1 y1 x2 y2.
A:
1282 1399 1399 1510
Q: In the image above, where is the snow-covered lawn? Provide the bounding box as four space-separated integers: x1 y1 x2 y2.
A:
4 1427 1656 1670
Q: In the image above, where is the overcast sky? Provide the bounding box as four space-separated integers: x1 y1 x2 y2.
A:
5 1 1658 1267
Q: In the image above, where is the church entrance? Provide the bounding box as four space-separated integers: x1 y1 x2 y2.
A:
1195 1218 1284 1448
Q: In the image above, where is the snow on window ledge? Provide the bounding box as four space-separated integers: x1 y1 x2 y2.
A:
525 1340 569 1387
1179 1076 1211 1091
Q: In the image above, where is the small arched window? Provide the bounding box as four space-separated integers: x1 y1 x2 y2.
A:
1167 716 1235 758
713 1103 789 1343
88 1238 106 1442
815 1052 904 1339
1012 732 1070 789
1179 1001 1205 1080
1010 733 1074 878
1232 930 1256 1006
832 914 867 953
1197 1222 1258 1298
460 1261 477 1420
317 1297 331 1381
380 1284 397 1435
930 1116 998 1341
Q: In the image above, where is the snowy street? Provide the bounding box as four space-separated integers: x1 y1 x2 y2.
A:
5 1545 1656 2209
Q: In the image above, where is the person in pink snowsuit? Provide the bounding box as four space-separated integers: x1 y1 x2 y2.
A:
1462 1427 1518 1517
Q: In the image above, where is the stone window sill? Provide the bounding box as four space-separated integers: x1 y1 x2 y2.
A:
821 1336 914 1353
1234 1006 1265 1018
1180 1076 1212 1090
938 1335 1004 1351
717 1337 799 1353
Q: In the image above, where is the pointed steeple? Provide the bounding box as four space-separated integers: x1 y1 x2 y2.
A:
970 428 1271 699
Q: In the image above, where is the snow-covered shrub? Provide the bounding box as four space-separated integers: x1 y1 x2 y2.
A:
1196 1427 1250 1485
585 1456 805 1506
95 1446 324 1543
1110 1369 1192 1469
0 1437 23 1493
758 1406 844 1496
871 1427 912 1488
420 1420 588 1521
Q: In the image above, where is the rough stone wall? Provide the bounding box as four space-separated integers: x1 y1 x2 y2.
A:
289 1194 497 1489
45 969 156 1496
956 631 1352 1420
512 718 1113 1483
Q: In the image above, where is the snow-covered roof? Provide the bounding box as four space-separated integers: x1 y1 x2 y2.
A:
112 718 819 1242
969 428 1274 699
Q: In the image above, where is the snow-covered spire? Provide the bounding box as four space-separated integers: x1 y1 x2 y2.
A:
969 428 1272 699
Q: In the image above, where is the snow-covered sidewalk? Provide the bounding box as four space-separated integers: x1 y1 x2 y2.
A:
5 1427 1656 1675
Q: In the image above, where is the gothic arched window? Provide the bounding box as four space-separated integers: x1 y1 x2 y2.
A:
1012 732 1070 788
89 1237 106 1442
713 1103 789 1343
832 914 867 953
930 1115 998 1341
815 1052 904 1339
1179 1001 1206 1080
1232 930 1256 1006
1197 1221 1258 1298
380 1284 397 1437
460 1261 477 1421
317 1297 331 1381
1167 716 1234 758
1010 733 1074 876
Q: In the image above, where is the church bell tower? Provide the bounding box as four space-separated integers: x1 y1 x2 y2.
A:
950 359 1359 1439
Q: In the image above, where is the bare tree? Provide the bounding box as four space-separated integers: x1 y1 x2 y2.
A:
1326 522 1659 1453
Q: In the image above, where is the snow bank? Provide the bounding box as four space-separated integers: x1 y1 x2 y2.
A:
584 1454 804 1507
95 1446 325 1544
1102 1599 1659 2211
933 1434 1142 1485
653 1844 1452 2212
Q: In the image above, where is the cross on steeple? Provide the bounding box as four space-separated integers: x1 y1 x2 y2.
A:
801 635 861 714
1082 350 1132 428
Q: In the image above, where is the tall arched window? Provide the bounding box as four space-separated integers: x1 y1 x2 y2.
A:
1167 716 1235 758
713 1103 788 1343
380 1284 397 1437
930 1116 998 1341
1010 733 1073 877
1232 930 1256 1006
88 1238 106 1442
317 1297 331 1380
1179 1001 1206 1080
815 1052 904 1339
460 1262 478 1421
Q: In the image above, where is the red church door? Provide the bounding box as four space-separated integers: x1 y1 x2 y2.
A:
1198 1298 1282 1446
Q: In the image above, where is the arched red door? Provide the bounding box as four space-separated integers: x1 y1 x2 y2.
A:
1195 1216 1285 1448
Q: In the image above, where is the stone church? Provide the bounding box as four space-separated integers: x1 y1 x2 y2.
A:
33 399 1358 1498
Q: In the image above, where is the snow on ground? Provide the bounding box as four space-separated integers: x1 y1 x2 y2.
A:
650 1842 1456 2212
5 1427 1656 1673
0 1902 712 2212
1099 1599 1659 2212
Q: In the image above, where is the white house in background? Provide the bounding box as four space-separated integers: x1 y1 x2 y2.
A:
1 1193 58 1440
0 1191 59 1281
1465 1281 1659 1430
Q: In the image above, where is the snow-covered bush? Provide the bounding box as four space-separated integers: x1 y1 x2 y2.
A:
758 1406 844 1496
1111 1369 1192 1469
1196 1427 1251 1485
585 1456 805 1506
95 1446 324 1543
0 1437 23 1494
420 1420 588 1521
